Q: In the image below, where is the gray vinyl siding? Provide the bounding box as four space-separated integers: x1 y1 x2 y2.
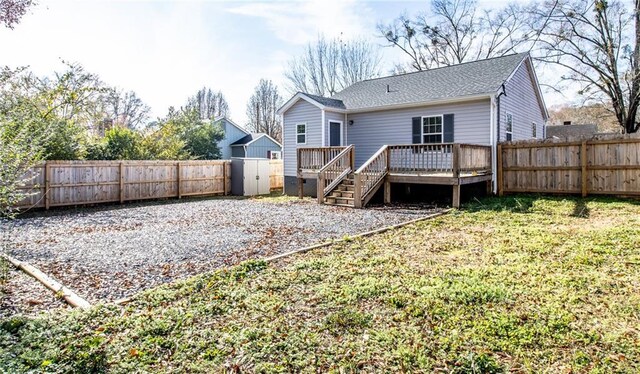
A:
282 100 322 176
217 119 249 160
346 99 491 167
231 146 245 157
245 136 282 158
324 111 347 146
499 60 546 142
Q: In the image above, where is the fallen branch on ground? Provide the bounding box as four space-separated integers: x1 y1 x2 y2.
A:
1 254 91 310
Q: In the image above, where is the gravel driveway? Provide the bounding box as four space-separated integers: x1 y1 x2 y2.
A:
2 196 440 313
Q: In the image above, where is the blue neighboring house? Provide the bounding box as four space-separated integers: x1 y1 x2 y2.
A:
214 117 282 159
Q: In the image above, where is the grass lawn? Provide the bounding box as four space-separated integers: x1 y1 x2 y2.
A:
1 196 639 373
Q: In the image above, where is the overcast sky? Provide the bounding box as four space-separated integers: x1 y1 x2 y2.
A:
1 0 564 125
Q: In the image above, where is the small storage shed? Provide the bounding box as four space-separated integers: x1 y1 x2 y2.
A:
231 158 271 196
230 133 282 159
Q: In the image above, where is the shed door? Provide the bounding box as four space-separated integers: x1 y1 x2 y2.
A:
244 160 258 196
257 159 271 195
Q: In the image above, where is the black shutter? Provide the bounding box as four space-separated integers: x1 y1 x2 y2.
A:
412 117 422 144
443 114 454 143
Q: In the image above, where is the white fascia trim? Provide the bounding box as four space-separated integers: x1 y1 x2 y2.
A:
237 133 283 148
277 92 347 115
215 116 250 135
321 109 326 147
526 58 550 121
503 54 528 84
344 94 492 114
501 55 549 122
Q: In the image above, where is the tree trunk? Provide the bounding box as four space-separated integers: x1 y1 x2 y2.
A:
629 0 640 133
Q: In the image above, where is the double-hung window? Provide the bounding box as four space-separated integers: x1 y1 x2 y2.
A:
422 115 443 143
506 113 513 141
296 123 306 144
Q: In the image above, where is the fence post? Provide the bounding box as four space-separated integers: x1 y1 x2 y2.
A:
177 162 182 199
222 161 227 195
44 161 50 210
225 162 231 195
119 162 124 203
497 143 504 196
581 140 588 197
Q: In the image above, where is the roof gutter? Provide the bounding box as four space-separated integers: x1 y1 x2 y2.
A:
279 93 493 116
343 94 492 114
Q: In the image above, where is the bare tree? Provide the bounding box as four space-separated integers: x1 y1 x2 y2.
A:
379 0 540 71
285 35 381 97
186 87 229 120
535 0 639 133
103 89 150 129
246 79 283 142
0 0 35 29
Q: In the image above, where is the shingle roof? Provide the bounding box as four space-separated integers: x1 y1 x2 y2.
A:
331 53 528 110
230 134 259 146
300 93 346 109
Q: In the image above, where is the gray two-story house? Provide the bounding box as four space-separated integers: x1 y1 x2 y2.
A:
277 53 547 208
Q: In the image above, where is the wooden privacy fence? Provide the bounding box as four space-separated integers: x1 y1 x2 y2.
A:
498 136 640 196
16 160 231 209
269 160 284 190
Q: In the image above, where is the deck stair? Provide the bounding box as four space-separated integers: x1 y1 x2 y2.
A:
324 174 356 207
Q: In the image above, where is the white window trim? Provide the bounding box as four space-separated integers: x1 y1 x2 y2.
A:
296 123 307 145
532 122 537 138
506 112 513 140
420 115 444 144
270 151 282 160
327 120 344 146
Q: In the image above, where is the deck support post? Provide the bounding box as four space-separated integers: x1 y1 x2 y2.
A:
317 172 324 204
297 148 303 199
354 174 362 208
384 147 391 204
452 184 461 208
384 177 391 204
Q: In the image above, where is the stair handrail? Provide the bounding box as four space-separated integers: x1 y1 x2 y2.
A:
354 145 389 207
317 145 355 201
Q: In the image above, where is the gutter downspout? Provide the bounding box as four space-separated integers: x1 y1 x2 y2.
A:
490 96 496 193
496 83 507 143
494 84 507 194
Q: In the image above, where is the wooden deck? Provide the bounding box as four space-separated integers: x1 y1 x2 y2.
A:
297 143 493 208
389 171 492 185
